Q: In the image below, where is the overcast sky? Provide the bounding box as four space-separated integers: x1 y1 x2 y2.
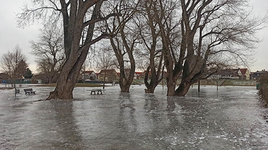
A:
0 0 267 73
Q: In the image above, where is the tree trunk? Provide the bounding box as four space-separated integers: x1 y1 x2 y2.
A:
120 85 131 92
144 43 164 93
145 86 157 93
119 79 131 92
175 81 191 96
198 80 200 92
144 67 157 93
166 80 176 96
47 65 79 99
47 47 87 100
47 79 75 99
144 72 158 93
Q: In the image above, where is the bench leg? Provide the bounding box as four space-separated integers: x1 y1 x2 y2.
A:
91 90 103 95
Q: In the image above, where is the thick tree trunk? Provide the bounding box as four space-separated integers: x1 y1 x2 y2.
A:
165 62 178 96
120 85 131 92
166 80 176 96
144 53 164 94
144 67 158 93
47 80 75 99
119 79 131 92
145 86 157 93
175 81 191 96
47 47 88 100
144 75 158 93
117 67 134 93
47 66 78 100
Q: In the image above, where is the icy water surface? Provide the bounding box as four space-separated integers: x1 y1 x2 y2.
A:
0 85 267 149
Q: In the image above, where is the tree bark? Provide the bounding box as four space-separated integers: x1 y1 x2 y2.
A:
175 81 191 96
47 49 86 99
118 63 135 93
47 81 74 99
144 66 163 93
145 86 157 93
120 79 131 92
166 77 176 96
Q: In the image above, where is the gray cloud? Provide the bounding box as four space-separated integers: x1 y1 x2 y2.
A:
0 0 267 72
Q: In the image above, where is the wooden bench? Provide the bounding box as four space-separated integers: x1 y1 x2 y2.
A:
90 89 103 95
24 88 36 95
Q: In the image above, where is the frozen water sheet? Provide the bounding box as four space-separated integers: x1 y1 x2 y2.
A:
0 85 267 149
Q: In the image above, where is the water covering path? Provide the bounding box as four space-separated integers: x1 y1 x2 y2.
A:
0 85 267 149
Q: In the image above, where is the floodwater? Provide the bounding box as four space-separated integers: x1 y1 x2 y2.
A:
0 85 267 150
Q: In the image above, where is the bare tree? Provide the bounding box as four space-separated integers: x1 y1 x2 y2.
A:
32 23 64 83
136 0 165 93
153 0 181 96
97 51 117 70
156 0 261 96
96 46 117 89
1 46 27 87
14 59 28 79
19 0 120 99
107 0 140 92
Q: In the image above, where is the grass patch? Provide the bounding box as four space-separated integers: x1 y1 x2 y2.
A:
35 83 103 87
0 87 14 90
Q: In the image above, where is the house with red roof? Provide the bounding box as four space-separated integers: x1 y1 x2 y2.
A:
238 68 250 80
134 72 143 79
116 69 143 80
81 71 97 81
213 68 250 80
250 70 268 80
98 69 118 83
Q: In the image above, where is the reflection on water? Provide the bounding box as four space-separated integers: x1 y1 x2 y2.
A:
118 93 137 133
49 100 83 149
119 93 136 111
167 97 176 112
0 86 267 149
144 94 160 112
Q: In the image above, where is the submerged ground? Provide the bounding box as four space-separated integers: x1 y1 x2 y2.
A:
0 85 267 149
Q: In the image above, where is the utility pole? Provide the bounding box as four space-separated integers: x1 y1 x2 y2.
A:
198 80 201 92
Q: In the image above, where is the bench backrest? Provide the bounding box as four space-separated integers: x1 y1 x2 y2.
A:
24 88 33 92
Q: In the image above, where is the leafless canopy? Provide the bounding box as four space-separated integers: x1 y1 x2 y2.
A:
31 23 65 83
150 0 262 96
19 0 122 99
1 46 27 80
